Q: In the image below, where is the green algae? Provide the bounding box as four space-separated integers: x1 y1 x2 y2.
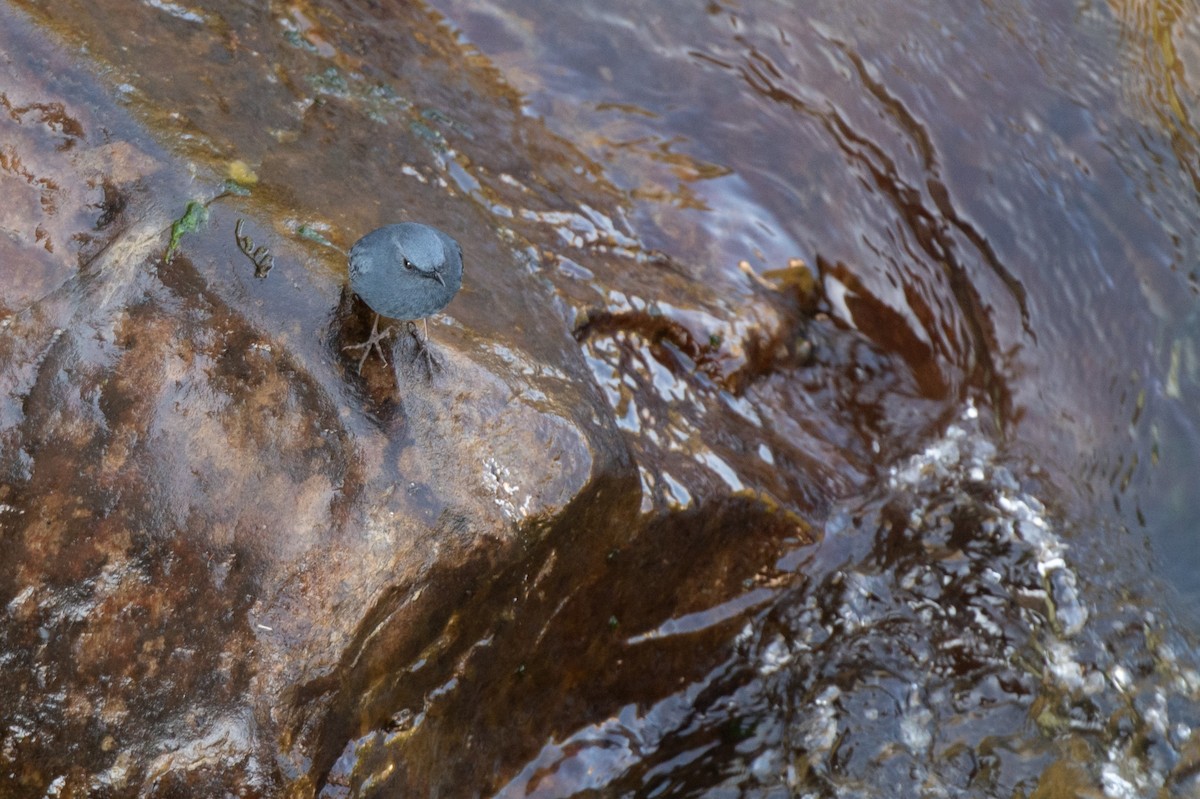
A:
165 200 208 263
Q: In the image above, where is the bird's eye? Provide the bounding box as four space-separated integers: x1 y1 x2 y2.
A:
403 258 415 270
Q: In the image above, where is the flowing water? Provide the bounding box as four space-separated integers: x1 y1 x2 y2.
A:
415 0 1200 794
4 0 1200 795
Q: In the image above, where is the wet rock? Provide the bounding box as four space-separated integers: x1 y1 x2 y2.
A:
0 1 1000 796
0 4 639 795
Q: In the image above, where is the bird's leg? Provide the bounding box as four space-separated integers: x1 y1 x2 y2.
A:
342 313 394 374
406 318 441 377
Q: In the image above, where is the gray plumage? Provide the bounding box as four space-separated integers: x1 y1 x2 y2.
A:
344 222 463 373
349 222 463 320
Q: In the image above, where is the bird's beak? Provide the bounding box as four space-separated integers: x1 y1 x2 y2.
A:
431 271 446 286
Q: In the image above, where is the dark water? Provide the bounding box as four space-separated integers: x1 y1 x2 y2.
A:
4 0 1200 795
428 0 1200 599
418 0 1200 795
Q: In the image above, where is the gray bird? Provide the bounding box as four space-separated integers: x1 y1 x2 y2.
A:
344 222 463 373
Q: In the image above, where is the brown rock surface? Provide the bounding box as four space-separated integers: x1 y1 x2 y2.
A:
0 1 948 795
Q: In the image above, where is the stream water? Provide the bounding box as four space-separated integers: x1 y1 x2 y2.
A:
418 0 1200 795
4 0 1200 796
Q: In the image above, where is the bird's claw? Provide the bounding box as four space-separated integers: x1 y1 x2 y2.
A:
406 321 441 378
343 314 394 374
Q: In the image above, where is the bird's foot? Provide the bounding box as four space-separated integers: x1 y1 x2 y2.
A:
343 314 394 374
406 320 441 378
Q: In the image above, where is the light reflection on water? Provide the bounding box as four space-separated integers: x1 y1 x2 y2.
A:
429 0 1200 594
420 0 1200 794
480 408 1195 797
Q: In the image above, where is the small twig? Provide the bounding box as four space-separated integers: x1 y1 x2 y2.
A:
234 218 274 278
